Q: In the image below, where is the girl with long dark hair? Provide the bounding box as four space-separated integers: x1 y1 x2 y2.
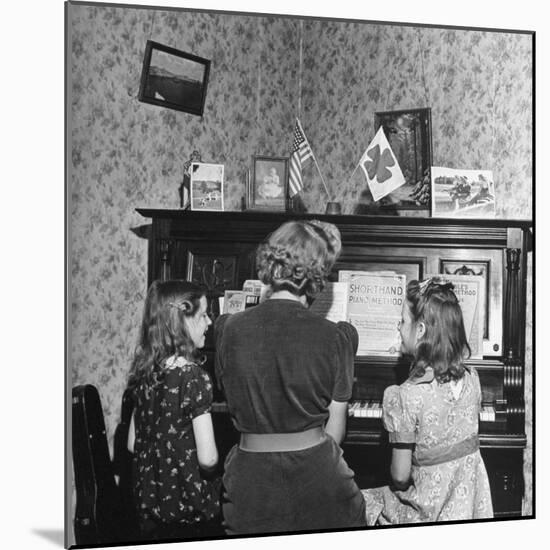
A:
127 280 222 539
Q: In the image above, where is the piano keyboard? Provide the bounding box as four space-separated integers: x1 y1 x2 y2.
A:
348 400 383 418
348 401 497 421
213 400 497 422
479 405 496 422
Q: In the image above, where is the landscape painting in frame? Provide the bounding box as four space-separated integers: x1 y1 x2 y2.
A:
190 163 224 211
138 40 210 116
431 167 496 218
373 108 433 211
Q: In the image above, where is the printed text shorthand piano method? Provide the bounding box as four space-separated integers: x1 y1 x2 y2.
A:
310 271 406 356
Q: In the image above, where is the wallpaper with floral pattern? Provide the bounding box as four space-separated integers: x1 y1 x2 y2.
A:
299 22 532 217
68 3 533 513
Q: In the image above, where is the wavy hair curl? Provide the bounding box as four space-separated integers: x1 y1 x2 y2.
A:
406 277 471 383
256 220 342 300
128 280 206 392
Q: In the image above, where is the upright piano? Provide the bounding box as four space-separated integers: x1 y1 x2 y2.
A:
137 208 532 518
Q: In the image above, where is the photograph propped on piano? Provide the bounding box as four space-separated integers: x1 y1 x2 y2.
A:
66 1 534 548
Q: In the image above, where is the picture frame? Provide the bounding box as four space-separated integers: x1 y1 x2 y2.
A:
374 107 433 211
138 40 210 116
431 166 496 218
180 150 202 208
247 156 289 211
435 247 504 357
439 259 491 340
189 162 224 211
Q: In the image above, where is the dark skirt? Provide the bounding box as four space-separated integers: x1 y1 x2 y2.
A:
139 516 225 542
222 436 366 535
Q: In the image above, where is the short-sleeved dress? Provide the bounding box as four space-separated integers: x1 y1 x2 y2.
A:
362 367 493 524
132 356 221 532
215 298 366 534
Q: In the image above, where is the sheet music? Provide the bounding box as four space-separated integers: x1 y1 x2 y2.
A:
338 271 405 356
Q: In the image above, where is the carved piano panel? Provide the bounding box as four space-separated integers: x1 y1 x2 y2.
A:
137 208 531 519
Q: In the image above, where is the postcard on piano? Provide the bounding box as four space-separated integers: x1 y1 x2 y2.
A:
431 166 496 219
426 273 485 359
242 279 266 296
222 290 260 314
338 271 406 356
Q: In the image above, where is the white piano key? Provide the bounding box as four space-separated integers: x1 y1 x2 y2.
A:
365 400 373 418
367 401 377 418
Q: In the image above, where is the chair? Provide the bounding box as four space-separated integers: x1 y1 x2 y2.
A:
72 384 135 545
112 387 140 535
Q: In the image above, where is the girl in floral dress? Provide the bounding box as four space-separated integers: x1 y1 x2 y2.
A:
363 277 493 524
127 280 222 540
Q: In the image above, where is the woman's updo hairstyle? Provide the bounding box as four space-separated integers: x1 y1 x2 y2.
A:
256 219 342 300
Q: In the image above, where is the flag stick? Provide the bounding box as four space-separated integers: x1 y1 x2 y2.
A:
312 153 332 200
296 118 332 201
340 162 360 190
348 163 360 182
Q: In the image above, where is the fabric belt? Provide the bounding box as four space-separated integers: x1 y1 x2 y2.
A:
239 426 325 452
413 434 480 467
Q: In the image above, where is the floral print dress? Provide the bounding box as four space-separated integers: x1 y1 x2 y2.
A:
362 367 493 524
132 356 221 527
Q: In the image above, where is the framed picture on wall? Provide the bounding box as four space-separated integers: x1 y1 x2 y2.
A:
374 108 432 211
247 156 289 211
138 40 210 116
190 162 224 211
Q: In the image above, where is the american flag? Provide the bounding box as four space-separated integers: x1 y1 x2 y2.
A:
289 119 313 197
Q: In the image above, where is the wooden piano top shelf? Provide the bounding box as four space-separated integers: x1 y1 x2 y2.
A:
137 209 532 249
136 208 531 229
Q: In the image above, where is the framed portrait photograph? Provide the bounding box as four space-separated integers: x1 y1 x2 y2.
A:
247 156 289 211
138 40 210 116
190 162 224 211
374 108 433 211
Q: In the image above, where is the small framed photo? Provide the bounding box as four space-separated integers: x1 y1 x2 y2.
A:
138 40 210 116
247 156 289 211
190 163 224 211
374 108 432 211
431 167 496 218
